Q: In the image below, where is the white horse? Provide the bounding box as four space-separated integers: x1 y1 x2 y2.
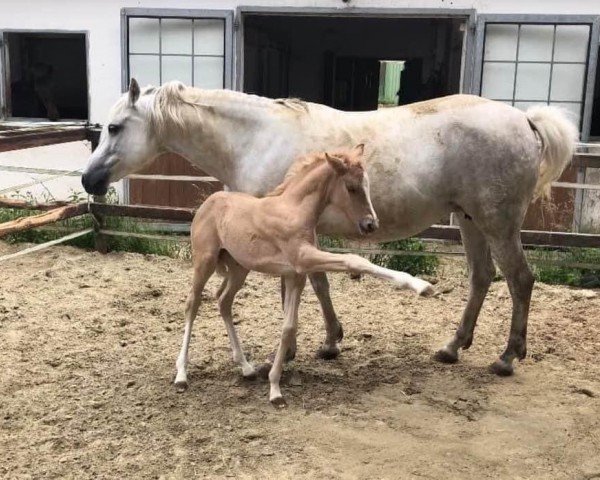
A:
83 79 577 376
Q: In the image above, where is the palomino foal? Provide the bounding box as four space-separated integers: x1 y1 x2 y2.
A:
175 145 433 406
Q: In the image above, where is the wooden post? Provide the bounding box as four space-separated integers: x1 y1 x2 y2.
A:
87 128 108 253
92 195 108 254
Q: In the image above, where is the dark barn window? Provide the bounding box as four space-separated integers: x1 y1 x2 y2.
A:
3 32 88 121
591 46 600 139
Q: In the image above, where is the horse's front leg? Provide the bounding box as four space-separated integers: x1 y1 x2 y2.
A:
309 272 344 360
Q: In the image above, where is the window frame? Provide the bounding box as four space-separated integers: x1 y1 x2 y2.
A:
236 6 478 94
473 14 600 142
120 8 234 94
0 29 90 122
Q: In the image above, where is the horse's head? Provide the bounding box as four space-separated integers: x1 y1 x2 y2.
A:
327 144 379 235
82 78 160 195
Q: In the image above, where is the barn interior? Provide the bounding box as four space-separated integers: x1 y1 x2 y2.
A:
243 15 465 110
4 32 88 121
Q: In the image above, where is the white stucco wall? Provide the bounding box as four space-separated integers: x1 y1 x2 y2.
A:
1 0 599 202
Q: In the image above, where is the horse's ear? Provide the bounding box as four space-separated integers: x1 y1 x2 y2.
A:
353 143 365 156
325 153 347 175
128 78 140 107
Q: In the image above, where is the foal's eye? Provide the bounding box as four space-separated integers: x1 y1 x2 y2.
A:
347 185 359 194
108 124 122 135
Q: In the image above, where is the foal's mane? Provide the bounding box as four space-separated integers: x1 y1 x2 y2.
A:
267 149 365 197
145 81 309 137
267 153 328 197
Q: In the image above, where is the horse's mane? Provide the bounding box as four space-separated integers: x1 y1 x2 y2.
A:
267 149 365 197
146 81 309 137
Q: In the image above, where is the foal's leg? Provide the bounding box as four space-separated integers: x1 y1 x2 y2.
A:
487 234 534 376
296 246 433 295
435 216 496 364
277 277 297 362
174 252 218 392
217 261 256 378
269 274 306 407
309 272 344 360
281 273 342 361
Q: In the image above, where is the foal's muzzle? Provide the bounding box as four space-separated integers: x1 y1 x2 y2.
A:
81 167 110 196
359 217 379 235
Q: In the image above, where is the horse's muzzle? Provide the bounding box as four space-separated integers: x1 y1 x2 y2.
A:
81 167 110 195
359 217 379 235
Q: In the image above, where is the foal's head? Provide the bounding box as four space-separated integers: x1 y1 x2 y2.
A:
325 144 379 235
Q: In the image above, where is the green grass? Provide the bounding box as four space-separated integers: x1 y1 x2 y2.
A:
368 239 439 277
318 235 439 277
528 247 600 287
1 187 190 258
0 207 191 258
317 235 347 250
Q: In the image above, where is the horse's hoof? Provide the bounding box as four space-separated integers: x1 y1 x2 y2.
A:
255 362 272 380
433 347 458 364
174 380 188 393
316 345 340 360
489 359 514 377
270 396 287 409
419 284 435 297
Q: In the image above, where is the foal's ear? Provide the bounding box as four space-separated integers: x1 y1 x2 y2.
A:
325 153 348 175
353 143 365 156
128 78 141 107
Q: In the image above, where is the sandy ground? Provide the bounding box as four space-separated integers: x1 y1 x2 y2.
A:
1 241 599 479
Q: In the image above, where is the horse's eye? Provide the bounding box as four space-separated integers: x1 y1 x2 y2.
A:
347 185 359 194
108 124 121 135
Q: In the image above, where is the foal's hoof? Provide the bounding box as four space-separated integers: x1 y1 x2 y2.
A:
419 284 435 297
490 359 514 377
270 396 288 409
433 347 458 364
174 380 189 393
255 362 272 380
316 345 341 360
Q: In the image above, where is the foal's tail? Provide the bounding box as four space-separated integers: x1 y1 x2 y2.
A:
527 106 578 200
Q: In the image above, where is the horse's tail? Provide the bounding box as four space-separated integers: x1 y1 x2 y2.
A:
526 106 578 200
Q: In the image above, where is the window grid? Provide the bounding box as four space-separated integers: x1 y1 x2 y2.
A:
127 16 226 88
481 22 591 127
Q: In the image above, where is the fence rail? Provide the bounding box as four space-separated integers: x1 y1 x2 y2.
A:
0 124 89 153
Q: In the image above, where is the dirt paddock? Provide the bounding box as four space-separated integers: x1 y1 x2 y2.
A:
1 241 599 479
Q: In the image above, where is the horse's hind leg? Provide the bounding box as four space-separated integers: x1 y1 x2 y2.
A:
269 273 306 407
217 256 255 378
434 216 495 364
487 234 534 376
174 250 218 392
309 272 344 360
